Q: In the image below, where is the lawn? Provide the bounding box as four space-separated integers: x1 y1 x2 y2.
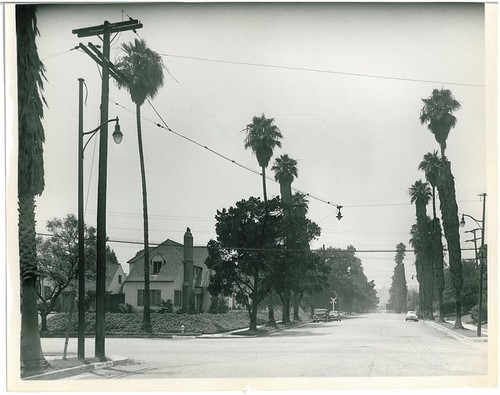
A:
43 310 270 336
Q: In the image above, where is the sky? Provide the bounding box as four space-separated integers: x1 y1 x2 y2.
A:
10 2 491 291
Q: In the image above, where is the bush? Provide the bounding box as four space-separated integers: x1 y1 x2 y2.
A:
158 299 173 314
117 303 132 314
470 304 487 324
209 295 229 314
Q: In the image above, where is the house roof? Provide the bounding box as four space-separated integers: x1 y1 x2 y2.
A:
86 262 123 292
125 240 209 283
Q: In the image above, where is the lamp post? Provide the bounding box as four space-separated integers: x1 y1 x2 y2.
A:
460 193 487 337
77 78 123 359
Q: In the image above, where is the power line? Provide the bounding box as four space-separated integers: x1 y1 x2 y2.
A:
161 53 484 88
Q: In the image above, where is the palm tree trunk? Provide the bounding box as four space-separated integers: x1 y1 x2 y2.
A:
19 193 48 374
136 104 152 333
437 160 463 328
261 167 268 204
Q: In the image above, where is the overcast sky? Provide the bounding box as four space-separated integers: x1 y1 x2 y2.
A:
24 2 490 290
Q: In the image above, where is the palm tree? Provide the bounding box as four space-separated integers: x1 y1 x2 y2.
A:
437 159 464 328
115 38 164 332
409 224 423 317
17 4 49 373
418 151 440 218
272 154 298 324
420 88 463 328
244 114 282 326
244 114 283 204
419 88 461 158
419 151 446 321
409 180 434 319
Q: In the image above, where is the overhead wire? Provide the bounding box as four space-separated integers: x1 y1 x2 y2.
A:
160 53 485 88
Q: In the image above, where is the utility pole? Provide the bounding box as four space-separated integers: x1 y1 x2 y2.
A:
477 193 487 337
72 18 142 361
77 78 85 360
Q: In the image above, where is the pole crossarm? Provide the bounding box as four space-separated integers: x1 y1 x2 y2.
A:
72 19 143 38
79 44 127 85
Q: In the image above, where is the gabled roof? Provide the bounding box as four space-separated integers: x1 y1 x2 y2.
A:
86 262 124 292
125 241 209 283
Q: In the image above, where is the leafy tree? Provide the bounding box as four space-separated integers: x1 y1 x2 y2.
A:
271 154 298 323
442 259 479 318
409 180 434 319
244 114 283 325
387 243 408 313
115 38 164 333
17 4 48 372
420 88 463 328
36 214 119 331
205 197 282 330
310 246 378 314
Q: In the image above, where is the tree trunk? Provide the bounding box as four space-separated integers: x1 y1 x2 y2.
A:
40 311 48 332
282 291 291 324
136 104 152 333
437 160 463 329
249 302 258 331
267 292 276 326
293 292 300 321
19 194 48 374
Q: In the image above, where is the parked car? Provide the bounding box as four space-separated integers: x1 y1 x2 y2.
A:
328 311 342 321
405 311 418 322
312 308 331 322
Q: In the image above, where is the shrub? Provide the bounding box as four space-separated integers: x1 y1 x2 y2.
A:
209 295 229 314
470 304 487 324
117 303 132 314
158 299 173 314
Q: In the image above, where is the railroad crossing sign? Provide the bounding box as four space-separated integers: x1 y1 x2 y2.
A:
330 297 337 311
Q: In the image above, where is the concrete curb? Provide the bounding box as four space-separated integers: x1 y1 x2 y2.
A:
424 320 488 343
24 356 128 381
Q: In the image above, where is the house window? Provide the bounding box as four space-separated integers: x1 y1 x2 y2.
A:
174 290 182 307
151 254 165 275
138 289 162 306
193 266 202 281
118 275 122 284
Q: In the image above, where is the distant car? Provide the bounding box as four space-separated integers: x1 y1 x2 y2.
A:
328 311 341 321
312 308 331 322
405 311 418 322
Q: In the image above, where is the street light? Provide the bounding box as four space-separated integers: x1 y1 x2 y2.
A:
78 78 122 360
459 193 487 337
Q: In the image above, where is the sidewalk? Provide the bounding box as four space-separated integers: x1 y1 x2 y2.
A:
425 319 488 342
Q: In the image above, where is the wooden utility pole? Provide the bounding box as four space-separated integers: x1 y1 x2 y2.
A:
72 18 142 361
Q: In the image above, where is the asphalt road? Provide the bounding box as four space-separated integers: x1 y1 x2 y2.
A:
40 313 488 380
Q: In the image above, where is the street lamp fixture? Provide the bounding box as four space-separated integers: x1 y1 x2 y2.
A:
77 78 123 360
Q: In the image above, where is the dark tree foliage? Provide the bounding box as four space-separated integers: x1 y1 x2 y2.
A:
36 214 118 331
387 243 408 313
205 197 283 331
306 246 379 314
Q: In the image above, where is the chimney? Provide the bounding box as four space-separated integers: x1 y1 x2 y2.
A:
182 227 194 312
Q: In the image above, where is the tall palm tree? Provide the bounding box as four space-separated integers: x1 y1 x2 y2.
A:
437 159 464 328
17 4 49 373
244 114 283 204
115 38 164 332
418 151 440 218
419 151 446 321
419 88 461 158
272 154 298 323
244 114 282 326
420 88 463 328
409 180 434 319
409 224 423 317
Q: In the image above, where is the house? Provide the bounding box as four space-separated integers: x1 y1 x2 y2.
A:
39 261 126 312
123 228 211 313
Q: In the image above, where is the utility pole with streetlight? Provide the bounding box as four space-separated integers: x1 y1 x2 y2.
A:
73 18 142 360
77 78 123 359
459 193 487 337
